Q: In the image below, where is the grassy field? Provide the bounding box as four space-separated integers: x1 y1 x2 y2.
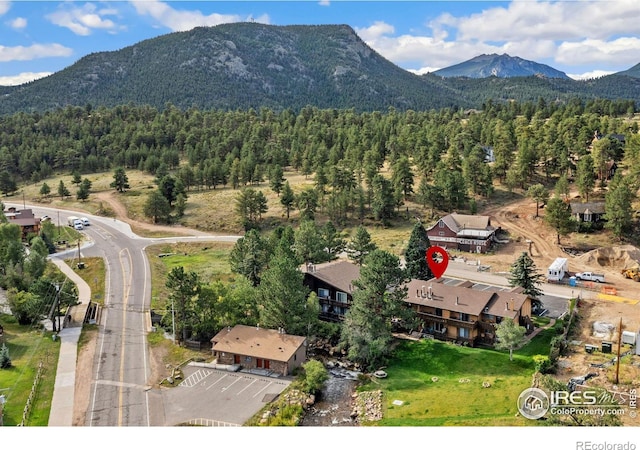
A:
0 315 60 426
361 323 561 426
146 241 235 312
69 257 106 305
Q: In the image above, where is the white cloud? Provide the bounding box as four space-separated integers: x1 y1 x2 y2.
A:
0 2 10 16
9 16 26 29
0 72 52 86
0 43 73 62
318 1 331 6
357 1 640 75
556 37 640 68
131 0 249 32
46 3 119 36
567 70 615 81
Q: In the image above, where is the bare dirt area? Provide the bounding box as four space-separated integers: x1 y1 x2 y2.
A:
93 191 211 237
476 193 640 301
556 298 640 426
73 327 97 426
476 193 640 426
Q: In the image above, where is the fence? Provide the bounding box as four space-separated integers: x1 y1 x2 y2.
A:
18 360 44 426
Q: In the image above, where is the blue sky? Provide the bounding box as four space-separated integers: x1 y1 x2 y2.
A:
1 0 640 86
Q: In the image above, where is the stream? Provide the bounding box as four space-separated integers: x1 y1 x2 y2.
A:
300 367 359 427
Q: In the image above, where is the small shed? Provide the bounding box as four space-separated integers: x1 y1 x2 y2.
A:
547 258 568 282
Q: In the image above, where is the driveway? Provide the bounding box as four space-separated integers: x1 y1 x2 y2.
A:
160 365 291 426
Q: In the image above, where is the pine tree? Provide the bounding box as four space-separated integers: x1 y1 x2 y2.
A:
404 221 433 280
111 167 130 193
346 226 377 265
280 181 295 219
604 172 634 239
0 343 12 369
544 197 574 244
340 250 411 371
508 252 544 300
39 182 51 198
258 249 311 336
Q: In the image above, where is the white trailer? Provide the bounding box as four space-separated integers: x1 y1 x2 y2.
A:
547 257 568 282
67 216 79 227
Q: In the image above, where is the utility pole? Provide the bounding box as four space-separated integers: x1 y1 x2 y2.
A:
172 298 176 345
615 316 622 385
50 283 61 333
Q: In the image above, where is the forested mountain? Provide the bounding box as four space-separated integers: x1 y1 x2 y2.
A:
616 63 640 79
0 23 467 115
1 23 640 115
433 53 570 79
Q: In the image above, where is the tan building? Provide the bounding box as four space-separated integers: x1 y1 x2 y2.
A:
211 325 307 376
405 278 533 347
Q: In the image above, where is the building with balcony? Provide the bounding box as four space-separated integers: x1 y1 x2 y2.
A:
425 213 496 253
405 278 533 347
301 260 360 322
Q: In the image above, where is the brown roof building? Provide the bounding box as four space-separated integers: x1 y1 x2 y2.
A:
210 325 307 376
404 278 532 346
426 213 496 253
3 208 41 240
302 260 360 322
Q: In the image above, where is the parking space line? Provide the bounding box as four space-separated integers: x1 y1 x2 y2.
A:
205 374 228 391
253 381 273 398
221 376 243 392
237 379 257 395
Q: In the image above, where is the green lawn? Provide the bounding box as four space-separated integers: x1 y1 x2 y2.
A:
146 241 235 311
0 314 60 426
361 326 559 426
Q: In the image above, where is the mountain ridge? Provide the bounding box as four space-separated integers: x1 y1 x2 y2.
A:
433 53 570 79
0 23 639 114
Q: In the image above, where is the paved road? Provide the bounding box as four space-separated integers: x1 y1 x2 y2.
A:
9 203 240 426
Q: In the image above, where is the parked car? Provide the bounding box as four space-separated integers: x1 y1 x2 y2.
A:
574 272 605 283
81 217 90 226
73 219 84 231
41 215 51 221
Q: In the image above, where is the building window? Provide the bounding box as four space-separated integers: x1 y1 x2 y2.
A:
336 291 348 303
460 313 470 322
245 356 252 362
435 308 443 317
438 231 445 236
439 221 445 228
318 288 329 298
458 327 470 338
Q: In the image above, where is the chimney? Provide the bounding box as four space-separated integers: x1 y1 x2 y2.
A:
505 302 509 311
455 296 459 305
510 298 515 311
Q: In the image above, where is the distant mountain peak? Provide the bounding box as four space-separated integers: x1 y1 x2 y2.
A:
434 53 570 79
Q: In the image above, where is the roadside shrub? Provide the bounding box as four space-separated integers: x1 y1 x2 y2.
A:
300 359 329 395
532 354 551 374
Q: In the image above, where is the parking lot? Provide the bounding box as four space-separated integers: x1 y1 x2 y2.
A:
161 365 291 426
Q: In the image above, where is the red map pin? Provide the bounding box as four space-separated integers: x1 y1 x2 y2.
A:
426 246 449 279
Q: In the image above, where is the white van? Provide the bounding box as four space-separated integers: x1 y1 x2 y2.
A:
73 219 84 230
81 217 90 226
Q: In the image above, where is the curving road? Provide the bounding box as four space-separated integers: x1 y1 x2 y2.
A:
8 203 240 426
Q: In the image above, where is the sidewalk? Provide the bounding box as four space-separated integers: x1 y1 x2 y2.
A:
47 257 92 426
